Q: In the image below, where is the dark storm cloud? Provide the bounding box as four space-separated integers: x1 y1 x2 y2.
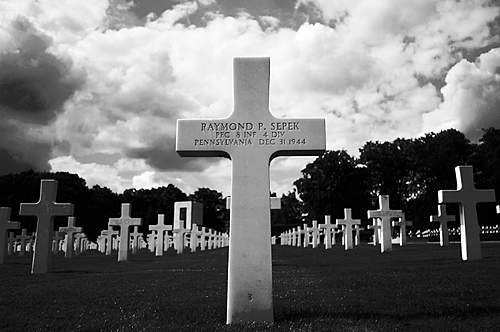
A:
0 17 84 124
126 135 216 172
0 17 85 175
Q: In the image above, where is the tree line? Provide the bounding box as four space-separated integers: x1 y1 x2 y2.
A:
0 128 498 240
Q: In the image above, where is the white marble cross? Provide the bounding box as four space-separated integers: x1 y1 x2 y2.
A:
189 224 202 253
177 58 325 323
59 216 82 258
200 227 210 251
20 179 74 274
392 216 412 246
173 224 188 254
336 208 361 250
430 204 455 247
51 231 64 254
302 223 310 247
319 215 337 249
74 233 86 255
7 231 15 255
101 227 119 255
15 229 30 256
0 207 20 263
130 226 142 254
367 219 380 246
354 225 363 246
438 166 496 260
367 195 402 253
149 214 172 256
108 203 142 262
307 220 321 248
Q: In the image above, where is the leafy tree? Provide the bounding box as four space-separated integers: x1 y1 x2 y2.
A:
294 150 371 223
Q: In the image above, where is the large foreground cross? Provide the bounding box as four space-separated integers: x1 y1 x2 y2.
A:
176 58 325 323
19 180 73 274
438 166 495 260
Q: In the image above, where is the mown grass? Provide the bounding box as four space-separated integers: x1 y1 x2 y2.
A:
0 242 499 331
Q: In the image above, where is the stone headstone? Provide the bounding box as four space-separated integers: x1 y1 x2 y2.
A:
336 208 361 250
438 166 496 260
177 58 325 323
149 214 172 256
108 203 142 262
19 179 74 274
0 207 20 263
58 217 82 258
367 195 402 253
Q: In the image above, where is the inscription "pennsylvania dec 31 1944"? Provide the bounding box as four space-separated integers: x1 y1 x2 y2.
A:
194 121 307 147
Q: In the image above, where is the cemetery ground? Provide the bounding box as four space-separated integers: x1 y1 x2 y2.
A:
1 243 499 331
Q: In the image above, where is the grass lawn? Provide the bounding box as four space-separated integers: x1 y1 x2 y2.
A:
0 242 499 331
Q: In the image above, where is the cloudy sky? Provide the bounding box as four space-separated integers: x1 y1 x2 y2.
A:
0 0 499 196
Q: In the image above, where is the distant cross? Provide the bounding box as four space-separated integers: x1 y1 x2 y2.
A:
368 219 381 246
294 227 300 246
367 195 402 253
101 227 119 256
292 228 299 246
19 179 74 274
354 225 364 246
336 208 361 250
307 220 321 248
302 223 310 247
176 58 325 323
320 215 338 249
51 231 65 254
108 203 142 262
430 204 455 247
74 233 86 254
190 224 202 253
173 224 189 254
147 232 156 253
0 207 20 263
130 226 142 254
438 166 496 260
16 229 30 256
149 214 172 256
200 227 210 251
59 216 82 258
392 216 412 246
7 232 16 255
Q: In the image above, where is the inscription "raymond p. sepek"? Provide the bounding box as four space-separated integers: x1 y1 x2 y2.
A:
200 121 300 132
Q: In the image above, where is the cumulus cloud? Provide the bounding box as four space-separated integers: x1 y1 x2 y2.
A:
423 48 500 140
